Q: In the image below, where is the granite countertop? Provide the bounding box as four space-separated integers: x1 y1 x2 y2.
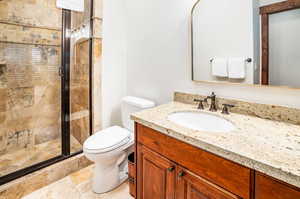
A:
131 101 300 188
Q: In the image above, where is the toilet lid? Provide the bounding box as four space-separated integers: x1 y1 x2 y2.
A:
83 126 131 152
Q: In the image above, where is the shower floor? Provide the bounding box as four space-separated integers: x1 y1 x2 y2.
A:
0 137 82 177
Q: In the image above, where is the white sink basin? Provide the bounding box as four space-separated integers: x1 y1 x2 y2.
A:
167 111 236 133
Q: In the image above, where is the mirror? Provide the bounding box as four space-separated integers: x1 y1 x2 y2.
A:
191 0 300 88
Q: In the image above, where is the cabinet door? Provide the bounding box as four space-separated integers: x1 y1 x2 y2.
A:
176 166 241 199
255 173 300 199
137 144 176 199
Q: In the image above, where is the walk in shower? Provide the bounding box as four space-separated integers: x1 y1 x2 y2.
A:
0 0 93 184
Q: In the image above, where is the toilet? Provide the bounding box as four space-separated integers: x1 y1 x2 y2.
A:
83 96 155 193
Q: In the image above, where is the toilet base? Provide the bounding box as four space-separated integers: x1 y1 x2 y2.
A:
92 155 129 194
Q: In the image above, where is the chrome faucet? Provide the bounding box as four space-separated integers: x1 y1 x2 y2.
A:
205 92 217 112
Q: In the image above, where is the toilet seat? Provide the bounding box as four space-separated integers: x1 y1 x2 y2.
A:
83 126 132 154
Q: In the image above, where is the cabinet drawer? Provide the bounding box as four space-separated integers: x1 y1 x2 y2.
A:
136 123 251 199
255 172 300 199
176 166 241 199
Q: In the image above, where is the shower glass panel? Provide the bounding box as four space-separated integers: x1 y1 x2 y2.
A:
70 0 92 153
0 0 62 177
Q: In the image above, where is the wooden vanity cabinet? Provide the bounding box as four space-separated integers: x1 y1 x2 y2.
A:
134 123 300 199
135 123 250 199
137 143 240 199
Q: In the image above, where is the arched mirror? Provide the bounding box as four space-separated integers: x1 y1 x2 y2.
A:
191 0 300 88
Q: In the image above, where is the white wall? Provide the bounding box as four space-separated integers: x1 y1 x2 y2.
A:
102 0 300 127
125 0 195 104
102 0 127 127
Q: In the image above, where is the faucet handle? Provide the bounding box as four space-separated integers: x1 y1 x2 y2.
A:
194 99 206 110
221 104 235 114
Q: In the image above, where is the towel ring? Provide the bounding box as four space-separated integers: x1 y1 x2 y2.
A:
210 58 252 63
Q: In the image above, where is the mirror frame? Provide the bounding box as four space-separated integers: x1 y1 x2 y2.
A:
260 0 300 85
191 0 201 81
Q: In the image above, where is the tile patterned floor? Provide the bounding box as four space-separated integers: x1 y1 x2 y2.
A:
21 165 134 199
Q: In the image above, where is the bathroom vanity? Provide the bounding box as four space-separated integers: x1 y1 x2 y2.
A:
131 93 300 199
129 0 300 197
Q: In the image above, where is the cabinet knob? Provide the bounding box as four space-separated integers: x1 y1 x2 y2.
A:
178 171 185 177
128 176 135 184
167 166 175 172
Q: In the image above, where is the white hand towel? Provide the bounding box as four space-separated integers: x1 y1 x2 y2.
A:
211 58 228 77
228 58 246 79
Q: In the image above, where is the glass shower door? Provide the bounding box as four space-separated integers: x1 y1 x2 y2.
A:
0 0 93 184
0 0 62 177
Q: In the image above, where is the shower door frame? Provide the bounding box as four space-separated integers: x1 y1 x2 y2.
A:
0 3 94 185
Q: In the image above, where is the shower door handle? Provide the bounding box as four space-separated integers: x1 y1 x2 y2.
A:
59 66 64 77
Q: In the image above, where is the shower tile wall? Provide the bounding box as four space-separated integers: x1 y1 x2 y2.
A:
92 8 103 132
70 40 90 145
0 0 63 176
69 0 92 151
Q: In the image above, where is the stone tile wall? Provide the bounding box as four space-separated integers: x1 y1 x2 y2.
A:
70 40 90 145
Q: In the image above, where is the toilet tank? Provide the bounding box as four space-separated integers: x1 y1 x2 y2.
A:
121 96 155 132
